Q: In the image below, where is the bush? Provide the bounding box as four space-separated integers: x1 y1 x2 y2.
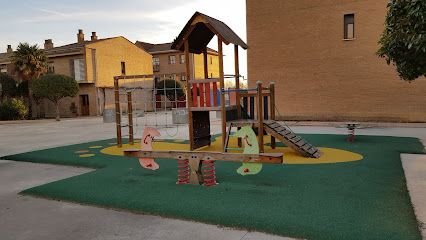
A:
0 74 17 99
0 98 28 120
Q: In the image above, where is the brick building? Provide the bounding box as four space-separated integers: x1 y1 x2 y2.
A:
0 30 153 118
135 41 219 82
246 0 426 122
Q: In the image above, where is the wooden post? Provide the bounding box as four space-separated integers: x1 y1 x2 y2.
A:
218 38 226 149
189 156 203 185
203 47 209 107
204 47 209 79
114 79 122 148
270 82 276 149
235 45 242 147
185 39 194 151
257 81 264 153
127 91 134 145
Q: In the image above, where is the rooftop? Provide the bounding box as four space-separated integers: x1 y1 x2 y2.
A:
0 35 116 63
171 11 249 54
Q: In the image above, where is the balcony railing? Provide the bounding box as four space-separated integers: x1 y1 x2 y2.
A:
153 64 160 72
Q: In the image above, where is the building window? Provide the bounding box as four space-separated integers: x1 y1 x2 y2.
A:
121 62 126 75
70 59 85 81
210 73 213 78
153 57 159 65
181 75 186 81
210 56 212 65
47 61 54 73
180 55 185 64
344 14 355 39
0 64 6 73
169 55 176 64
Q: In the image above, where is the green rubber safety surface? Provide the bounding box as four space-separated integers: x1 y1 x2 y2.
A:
3 134 425 240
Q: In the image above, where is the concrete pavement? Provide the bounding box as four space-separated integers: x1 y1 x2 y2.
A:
1 114 425 239
0 114 293 240
401 154 426 239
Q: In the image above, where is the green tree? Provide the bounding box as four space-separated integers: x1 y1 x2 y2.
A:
12 43 47 118
0 74 17 101
31 74 79 121
156 79 186 101
377 0 426 81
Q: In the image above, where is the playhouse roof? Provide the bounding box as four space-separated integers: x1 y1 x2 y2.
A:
171 12 249 54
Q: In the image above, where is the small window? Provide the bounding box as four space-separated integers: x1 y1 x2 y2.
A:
0 64 7 73
169 55 176 64
71 59 85 81
47 61 54 73
344 14 355 39
181 75 186 81
180 55 185 64
121 62 126 75
210 56 212 65
210 73 213 78
153 57 159 65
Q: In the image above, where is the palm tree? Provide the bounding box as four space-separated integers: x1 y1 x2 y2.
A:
12 43 47 119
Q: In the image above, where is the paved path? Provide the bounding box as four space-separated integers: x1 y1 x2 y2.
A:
401 154 426 239
1 114 425 239
0 160 292 240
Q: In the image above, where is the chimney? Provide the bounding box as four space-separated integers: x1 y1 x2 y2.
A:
44 39 53 50
7 45 12 53
77 29 84 43
91 32 98 41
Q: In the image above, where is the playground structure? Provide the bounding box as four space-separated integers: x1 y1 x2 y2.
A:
118 12 322 185
113 74 188 147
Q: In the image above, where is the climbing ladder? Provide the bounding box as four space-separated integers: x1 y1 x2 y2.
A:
263 120 322 158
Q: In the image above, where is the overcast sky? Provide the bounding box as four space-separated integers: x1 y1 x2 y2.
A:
0 0 248 78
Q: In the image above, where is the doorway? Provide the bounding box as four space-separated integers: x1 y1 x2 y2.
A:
80 94 90 116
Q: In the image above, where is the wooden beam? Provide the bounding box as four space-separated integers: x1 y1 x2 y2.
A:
223 124 232 153
127 91 134 145
234 45 242 147
270 83 276 149
114 79 122 148
218 38 226 149
185 39 194 151
257 81 264 153
123 150 283 164
189 158 203 185
204 47 209 79
203 48 209 105
188 78 220 84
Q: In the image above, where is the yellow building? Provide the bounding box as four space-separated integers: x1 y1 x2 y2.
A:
246 0 426 122
0 30 153 117
135 42 219 82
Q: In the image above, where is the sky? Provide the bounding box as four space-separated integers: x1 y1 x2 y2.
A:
0 0 248 78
